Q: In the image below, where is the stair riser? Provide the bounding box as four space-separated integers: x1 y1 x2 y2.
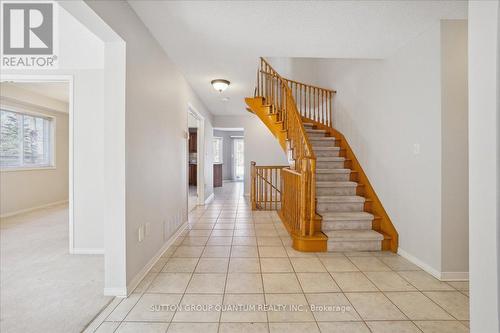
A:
316 186 357 196
322 220 373 231
327 240 381 252
315 150 340 157
316 173 351 181
317 202 364 213
311 140 336 147
306 132 327 138
317 160 345 169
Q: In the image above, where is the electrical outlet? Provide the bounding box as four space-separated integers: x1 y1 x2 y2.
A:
138 225 144 242
413 143 420 155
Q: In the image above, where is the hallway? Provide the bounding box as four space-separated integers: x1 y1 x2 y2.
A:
88 182 469 333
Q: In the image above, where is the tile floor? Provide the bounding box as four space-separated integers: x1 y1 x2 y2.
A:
88 182 470 333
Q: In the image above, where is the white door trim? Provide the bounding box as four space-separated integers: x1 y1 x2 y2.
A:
188 103 205 206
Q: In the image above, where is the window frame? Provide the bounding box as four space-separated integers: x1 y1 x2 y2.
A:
0 104 56 172
213 136 223 164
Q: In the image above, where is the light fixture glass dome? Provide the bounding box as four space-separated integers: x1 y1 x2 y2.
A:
211 79 230 92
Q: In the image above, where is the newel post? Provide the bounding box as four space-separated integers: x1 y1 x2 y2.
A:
250 161 257 210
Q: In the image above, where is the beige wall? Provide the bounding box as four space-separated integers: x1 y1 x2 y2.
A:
440 20 469 276
0 84 69 217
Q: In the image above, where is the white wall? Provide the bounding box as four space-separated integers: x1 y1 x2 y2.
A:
213 115 288 194
468 1 500 332
280 19 468 279
0 85 69 216
440 20 469 277
84 0 215 291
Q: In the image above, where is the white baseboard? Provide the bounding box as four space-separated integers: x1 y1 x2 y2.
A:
125 221 188 296
440 271 469 281
204 193 214 205
71 248 104 255
398 248 469 281
0 200 69 219
103 287 127 297
397 248 442 280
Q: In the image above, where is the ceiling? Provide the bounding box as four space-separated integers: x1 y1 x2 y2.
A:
6 82 69 103
128 1 467 116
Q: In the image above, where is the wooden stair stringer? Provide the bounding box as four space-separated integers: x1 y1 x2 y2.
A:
302 117 399 253
245 97 287 151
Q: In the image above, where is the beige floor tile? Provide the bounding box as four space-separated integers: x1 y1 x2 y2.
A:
379 256 421 270
186 229 212 237
286 247 318 257
266 293 315 322
306 293 362 321
148 273 192 293
133 272 158 293
331 272 378 292
262 273 302 293
447 281 469 290
259 246 288 258
163 258 199 273
173 246 205 258
202 246 231 257
226 273 264 293
151 258 168 272
414 320 469 333
195 258 229 273
365 271 417 291
125 293 182 322
297 273 341 292
212 229 235 237
365 321 421 333
345 292 406 320
214 223 235 230
344 251 374 257
116 322 169 333
167 323 218 333
172 294 223 322
229 258 261 273
95 322 120 333
257 237 283 246
269 322 319 333
231 246 259 257
106 293 142 321
181 236 209 246
320 257 359 272
384 291 453 320
461 321 470 327
349 257 391 271
221 293 267 322
219 323 269 333
260 258 293 273
234 229 256 237
317 322 370 333
398 271 454 291
185 273 226 293
207 236 233 246
233 236 257 246
423 291 470 320
290 257 327 272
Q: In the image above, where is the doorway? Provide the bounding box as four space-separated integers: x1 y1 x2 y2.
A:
233 137 244 181
187 105 205 212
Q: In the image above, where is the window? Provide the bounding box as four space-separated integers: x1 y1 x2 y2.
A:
0 108 53 169
213 137 223 164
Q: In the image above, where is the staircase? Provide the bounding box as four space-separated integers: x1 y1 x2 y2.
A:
247 58 398 252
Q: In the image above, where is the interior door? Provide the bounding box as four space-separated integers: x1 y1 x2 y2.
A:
233 138 244 181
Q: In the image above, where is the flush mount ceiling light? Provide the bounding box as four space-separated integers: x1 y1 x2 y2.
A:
211 79 230 93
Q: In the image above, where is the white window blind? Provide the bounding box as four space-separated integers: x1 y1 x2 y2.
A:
213 137 223 164
0 108 53 169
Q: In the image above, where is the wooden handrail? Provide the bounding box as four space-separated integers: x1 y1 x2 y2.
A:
254 58 318 237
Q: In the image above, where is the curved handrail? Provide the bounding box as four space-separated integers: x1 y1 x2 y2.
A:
255 57 318 236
